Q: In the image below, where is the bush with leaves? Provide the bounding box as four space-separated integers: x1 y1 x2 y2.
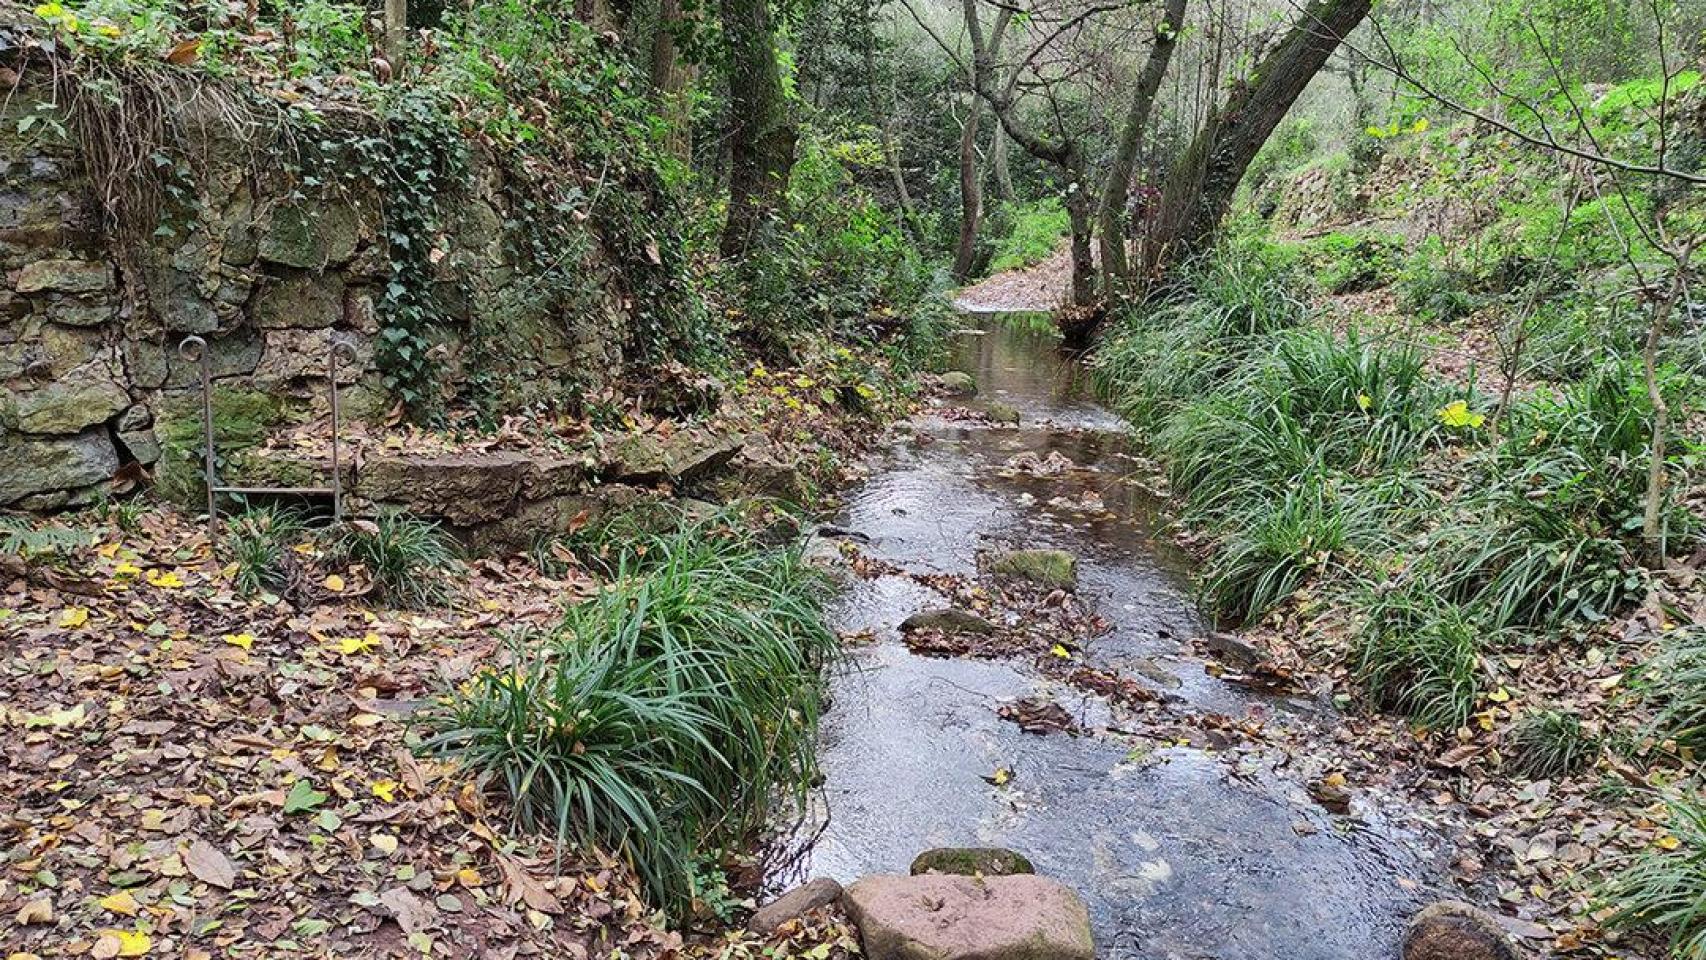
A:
224 506 308 598
1354 587 1489 730
1598 798 1706 958
421 509 834 917
334 511 458 608
1505 708 1599 779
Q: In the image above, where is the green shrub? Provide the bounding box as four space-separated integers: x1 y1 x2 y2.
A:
1505 708 1598 778
420 519 833 917
1303 232 1405 294
1639 627 1706 751
334 511 458 608
1355 588 1487 730
1598 798 1706 958
987 198 1070 273
0 516 94 561
225 506 308 597
1399 255 1480 323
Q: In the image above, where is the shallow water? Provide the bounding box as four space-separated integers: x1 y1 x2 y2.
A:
788 319 1452 959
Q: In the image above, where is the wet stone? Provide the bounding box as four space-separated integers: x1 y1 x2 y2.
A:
986 401 1021 426
747 877 843 935
939 371 977 397
984 548 1078 591
841 873 1092 960
900 608 998 635
1403 901 1520 960
910 847 1036 877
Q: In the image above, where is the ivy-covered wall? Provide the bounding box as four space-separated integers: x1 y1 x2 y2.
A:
1 59 641 509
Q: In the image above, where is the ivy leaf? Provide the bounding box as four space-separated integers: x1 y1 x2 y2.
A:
282 778 328 815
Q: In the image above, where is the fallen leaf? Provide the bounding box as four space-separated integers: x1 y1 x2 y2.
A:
324 574 346 593
282 778 328 814
184 837 237 889
223 632 255 651
98 891 140 916
60 607 90 628
14 898 53 925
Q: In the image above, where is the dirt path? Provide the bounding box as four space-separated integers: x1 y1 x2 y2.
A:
953 247 1071 314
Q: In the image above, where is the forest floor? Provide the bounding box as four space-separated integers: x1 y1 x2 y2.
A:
0 360 908 958
953 247 1072 313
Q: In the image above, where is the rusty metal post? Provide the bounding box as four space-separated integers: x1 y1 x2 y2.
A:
328 337 359 526
178 336 216 545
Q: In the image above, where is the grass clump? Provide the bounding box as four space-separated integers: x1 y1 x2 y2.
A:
1639 627 1706 751
420 512 833 917
335 511 459 608
1598 798 1706 958
987 198 1070 273
225 506 308 597
1505 708 1599 779
1354 588 1487 731
0 516 95 561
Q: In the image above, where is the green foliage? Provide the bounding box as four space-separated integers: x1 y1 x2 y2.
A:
1506 708 1599 778
1355 588 1486 730
1639 627 1706 751
0 516 95 560
1398 248 1480 323
1598 798 1706 958
420 512 833 917
154 389 285 509
1299 231 1405 294
335 511 458 608
987 198 1069 273
224 506 307 597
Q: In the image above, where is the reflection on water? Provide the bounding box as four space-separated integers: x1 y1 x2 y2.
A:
790 318 1448 960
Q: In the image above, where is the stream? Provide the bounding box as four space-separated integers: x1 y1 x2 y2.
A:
789 316 1455 960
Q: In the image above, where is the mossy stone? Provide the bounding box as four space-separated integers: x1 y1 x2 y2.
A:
909 847 1036 877
986 548 1077 590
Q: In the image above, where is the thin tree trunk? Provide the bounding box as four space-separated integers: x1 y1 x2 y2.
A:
1642 248 1693 557
990 124 1015 202
953 97 985 280
1142 0 1374 274
650 0 696 161
1097 0 1186 295
720 0 797 258
383 0 407 68
1064 150 1095 308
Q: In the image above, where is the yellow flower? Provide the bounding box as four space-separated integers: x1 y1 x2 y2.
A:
1436 401 1485 429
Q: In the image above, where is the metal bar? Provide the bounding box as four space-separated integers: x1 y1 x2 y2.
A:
178 336 215 545
211 486 337 496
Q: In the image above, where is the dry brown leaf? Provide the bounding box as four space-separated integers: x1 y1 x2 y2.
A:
185 837 237 889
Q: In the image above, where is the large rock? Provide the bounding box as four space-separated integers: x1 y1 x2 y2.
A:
910 848 1035 877
747 877 843 936
15 258 114 294
253 270 345 329
357 451 532 526
604 429 746 484
7 362 130 434
985 549 1078 591
257 200 362 268
939 371 977 397
1403 901 1520 960
901 609 998 636
841 874 1092 960
1 427 118 506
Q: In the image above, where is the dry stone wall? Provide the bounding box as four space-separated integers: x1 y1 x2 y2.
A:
1 65 632 509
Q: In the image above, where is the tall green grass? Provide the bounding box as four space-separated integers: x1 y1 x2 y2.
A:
419 507 834 917
1093 239 1694 728
1598 798 1706 959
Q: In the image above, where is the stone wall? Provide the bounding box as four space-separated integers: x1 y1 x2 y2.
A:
1 62 633 509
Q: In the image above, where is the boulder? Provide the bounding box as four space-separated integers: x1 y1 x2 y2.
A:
258 200 362 268
900 609 998 636
253 270 345 329
939 371 977 397
985 402 1021 426
747 877 844 936
605 430 746 484
1 427 118 506
358 451 532 526
909 848 1035 877
985 549 1078 591
841 873 1092 960
1403 901 1521 960
7 363 130 435
16 258 114 294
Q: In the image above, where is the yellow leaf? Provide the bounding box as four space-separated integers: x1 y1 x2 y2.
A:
991 766 1012 786
1355 392 1372 412
324 574 346 593
370 779 399 802
60 607 90 628
145 569 184 589
113 561 143 578
1050 644 1072 659
1488 687 1511 703
1436 401 1486 429
337 633 380 655
96 929 152 957
97 542 121 559
223 633 255 651
1656 834 1682 851
455 868 481 888
98 892 140 917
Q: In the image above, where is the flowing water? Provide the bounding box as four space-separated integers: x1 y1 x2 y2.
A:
789 317 1453 960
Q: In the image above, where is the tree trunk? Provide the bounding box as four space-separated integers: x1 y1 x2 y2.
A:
1096 0 1186 295
383 0 407 68
990 124 1015 202
720 0 797 258
953 97 985 280
1642 253 1692 557
1064 150 1095 307
649 0 696 162
1141 0 1373 274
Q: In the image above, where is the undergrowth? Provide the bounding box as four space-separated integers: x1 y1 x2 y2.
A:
419 505 833 918
335 511 458 608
